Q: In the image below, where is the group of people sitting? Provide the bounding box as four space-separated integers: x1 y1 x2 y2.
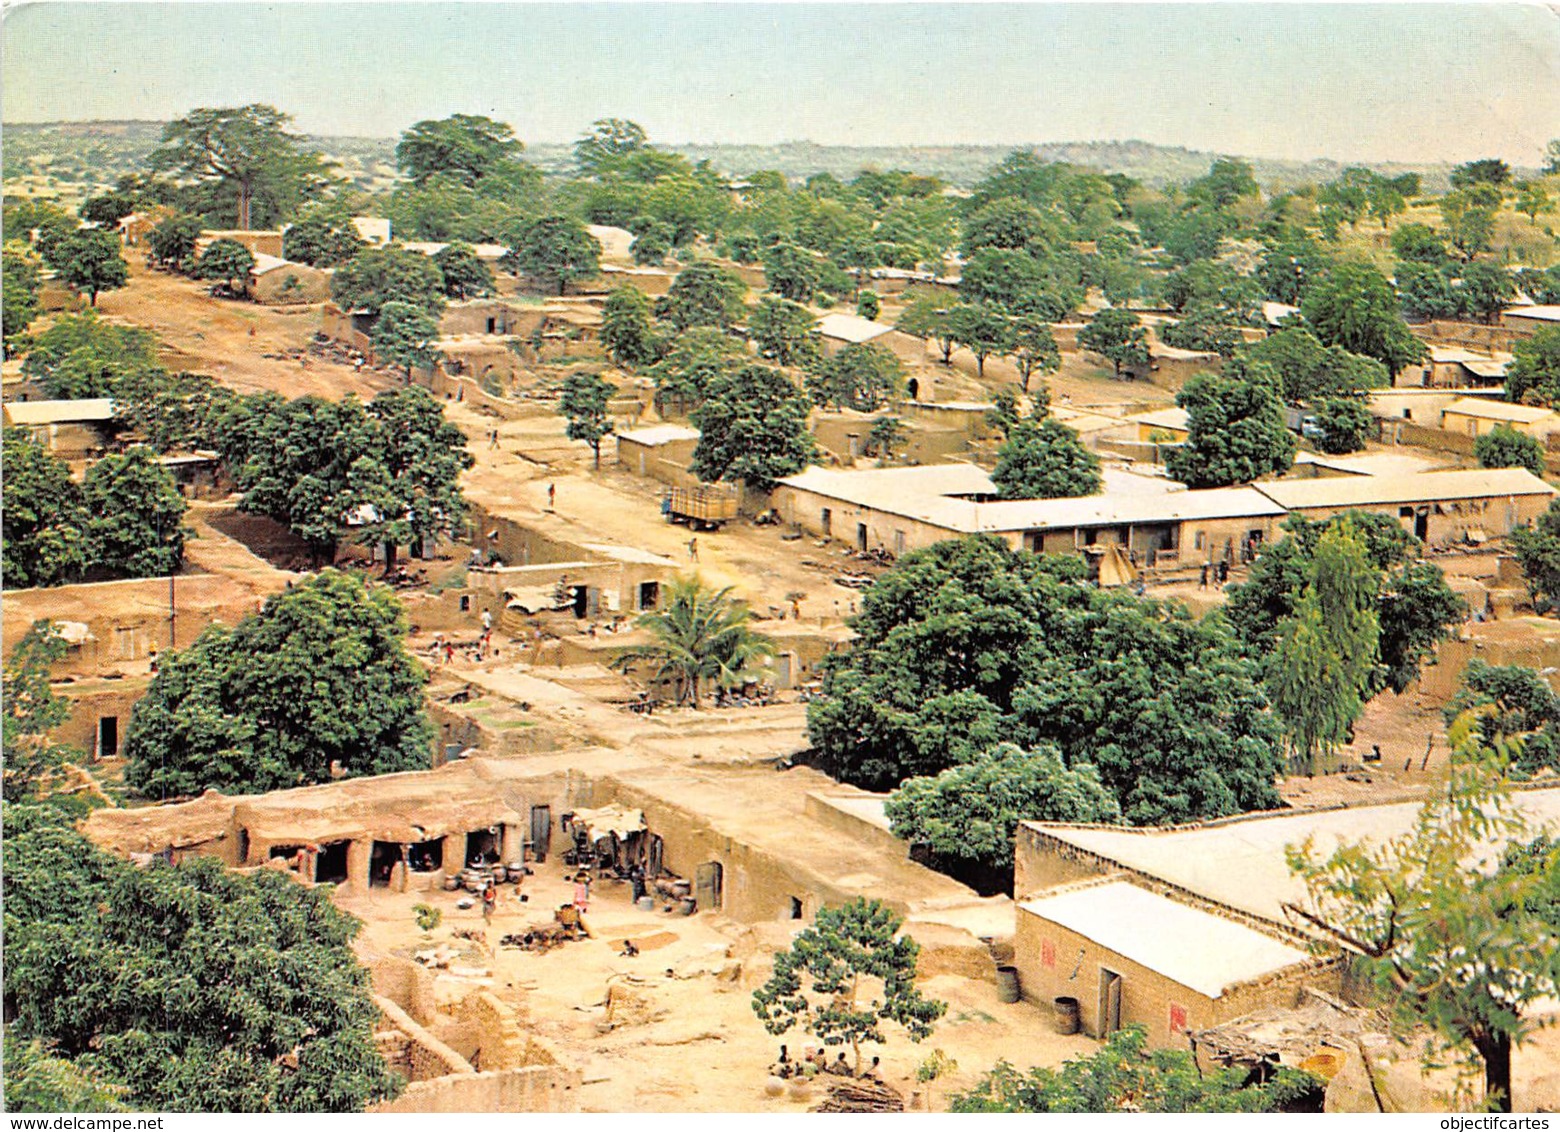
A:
769 1045 882 1082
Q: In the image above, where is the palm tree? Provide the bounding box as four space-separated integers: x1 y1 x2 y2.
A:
614 575 775 708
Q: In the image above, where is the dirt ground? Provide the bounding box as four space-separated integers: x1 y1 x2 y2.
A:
346 859 1094 1113
92 257 396 401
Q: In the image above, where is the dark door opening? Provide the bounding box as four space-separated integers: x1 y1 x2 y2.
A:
821 508 832 536
466 828 499 866
235 827 250 865
647 834 664 877
408 838 444 873
639 581 660 610
315 841 350 884
96 715 119 761
696 861 724 910
788 896 804 920
370 840 402 887
530 806 552 861
571 585 588 618
1098 968 1123 1037
1415 507 1430 542
487 317 498 334
856 523 868 552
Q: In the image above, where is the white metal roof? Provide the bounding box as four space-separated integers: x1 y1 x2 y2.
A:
1130 407 1191 431
1506 305 1560 322
1020 881 1314 999
1024 787 1560 928
351 217 391 245
816 313 895 344
1255 468 1556 511
1427 345 1493 363
976 485 1283 533
1262 301 1300 326
250 252 303 276
1292 452 1445 478
1463 359 1511 379
1442 398 1555 425
615 425 700 446
3 398 116 425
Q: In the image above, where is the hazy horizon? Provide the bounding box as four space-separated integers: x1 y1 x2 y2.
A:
4 2 1557 167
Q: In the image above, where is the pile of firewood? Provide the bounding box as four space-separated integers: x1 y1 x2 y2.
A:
811 1079 904 1113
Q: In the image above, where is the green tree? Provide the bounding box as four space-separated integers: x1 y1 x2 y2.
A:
601 285 663 368
1077 307 1149 379
20 311 161 400
574 118 650 177
1238 328 1387 403
502 215 601 295
961 196 1055 255
856 290 881 320
331 246 445 317
81 447 188 579
1515 180 1554 223
559 371 616 469
146 212 203 270
1165 369 1296 488
1007 310 1060 393
1161 303 1242 357
353 386 474 573
991 416 1101 500
959 247 1044 308
613 575 774 707
945 302 1012 380
1397 262 1461 321
897 291 956 365
1476 424 1546 476
1509 496 1560 607
1266 522 1380 774
761 241 820 303
1505 326 1560 408
194 237 255 296
952 1027 1318 1113
281 213 364 267
1 430 89 589
149 105 333 229
2 246 41 357
1440 185 1503 260
3 822 401 1111
808 341 905 412
371 300 441 380
1450 158 1513 188
646 327 746 414
867 415 908 461
749 295 820 367
1286 738 1560 1112
752 898 945 1074
56 229 128 306
1459 261 1517 325
1310 396 1374 454
1445 660 1560 777
2 1028 128 1113
655 261 748 332
1301 262 1425 376
432 243 495 299
1390 222 1451 267
691 364 817 492
2 622 79 802
124 569 432 797
397 113 526 188
885 742 1119 880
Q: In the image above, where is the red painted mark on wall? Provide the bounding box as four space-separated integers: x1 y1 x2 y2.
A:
1042 940 1056 968
1169 1003 1188 1034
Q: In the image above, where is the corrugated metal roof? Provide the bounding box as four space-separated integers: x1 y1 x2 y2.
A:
816 313 895 344
616 425 700 446
1256 468 1556 511
1506 305 1560 321
1020 882 1313 999
3 398 116 425
1442 398 1554 424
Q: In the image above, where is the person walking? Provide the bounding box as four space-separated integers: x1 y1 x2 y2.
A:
482 878 497 925
687 537 698 562
547 483 556 510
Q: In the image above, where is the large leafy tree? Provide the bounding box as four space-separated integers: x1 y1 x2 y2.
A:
397 113 527 188
1301 262 1425 376
1476 424 1546 477
1505 326 1560 409
601 286 663 368
3 1027 129 1113
146 212 204 270
613 575 775 707
432 243 495 299
281 213 364 267
574 118 650 177
945 302 1013 379
808 537 1286 824
20 311 160 400
81 447 188 579
808 341 905 412
1237 327 1387 403
654 261 748 332
3 820 401 1111
2 430 90 589
1286 737 1560 1113
952 1027 1318 1113
55 229 128 306
1077 307 1149 379
691 363 817 492
1445 660 1560 777
1309 396 1374 455
749 295 820 367
149 105 333 229
1007 310 1060 393
123 569 433 797
1225 511 1465 696
559 371 616 469
194 238 255 295
331 246 446 317
371 299 441 381
1164 368 1296 488
2 622 79 802
646 328 747 414
2 246 41 357
897 291 957 365
752 898 945 1074
885 742 1119 881
502 215 600 296
1509 496 1560 608
991 416 1101 500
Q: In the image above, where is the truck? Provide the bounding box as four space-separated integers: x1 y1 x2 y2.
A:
663 485 739 530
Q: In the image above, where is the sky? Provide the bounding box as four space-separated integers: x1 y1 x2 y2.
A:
3 2 1558 165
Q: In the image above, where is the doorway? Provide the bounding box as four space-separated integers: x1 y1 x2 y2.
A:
821 508 832 536
856 523 869 552
316 841 350 885
639 581 660 610
408 839 444 874
466 828 499 866
571 585 589 618
530 805 552 862
696 861 724 910
97 715 119 761
1098 968 1123 1038
369 841 401 888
